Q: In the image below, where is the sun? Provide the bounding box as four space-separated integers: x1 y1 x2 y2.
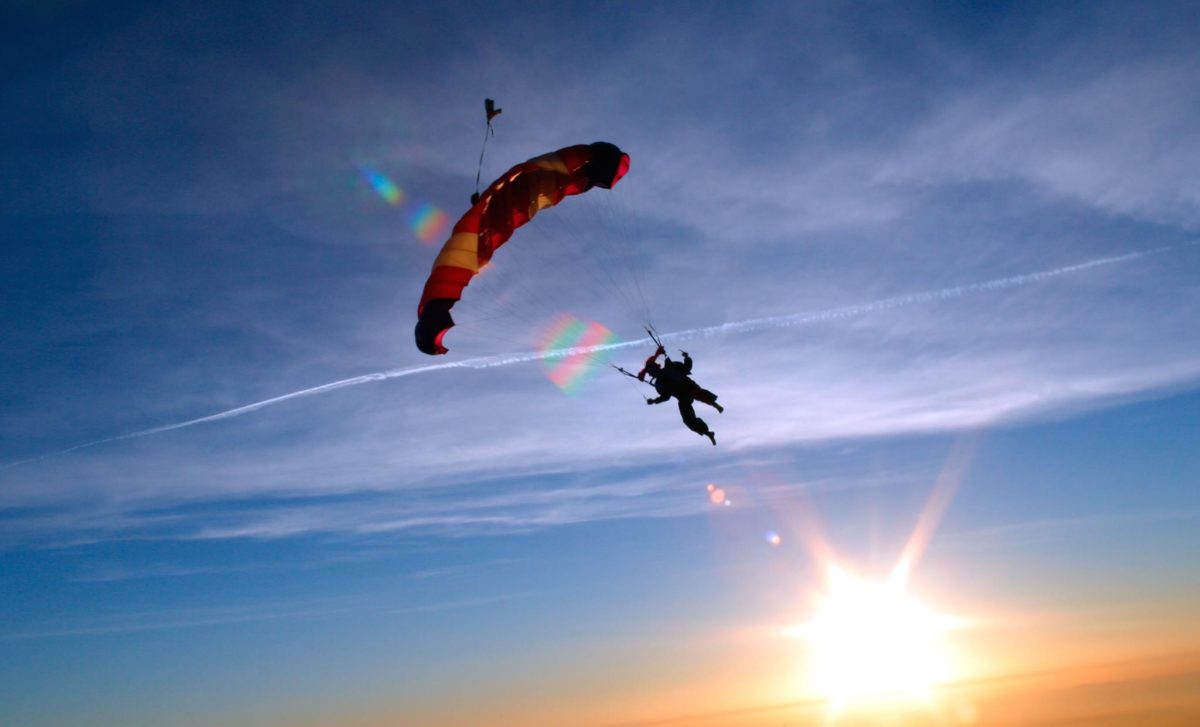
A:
789 565 960 710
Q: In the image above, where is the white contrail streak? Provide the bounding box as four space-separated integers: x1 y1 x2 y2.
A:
5 242 1193 468
657 242 1195 343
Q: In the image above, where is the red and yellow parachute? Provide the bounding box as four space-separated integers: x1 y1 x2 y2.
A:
415 141 630 355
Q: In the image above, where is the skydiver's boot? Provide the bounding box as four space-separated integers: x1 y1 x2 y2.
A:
714 403 724 413
706 431 717 446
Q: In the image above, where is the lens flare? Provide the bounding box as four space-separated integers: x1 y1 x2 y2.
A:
359 165 405 206
765 531 782 546
538 315 619 394
409 202 450 243
707 484 728 505
358 165 450 245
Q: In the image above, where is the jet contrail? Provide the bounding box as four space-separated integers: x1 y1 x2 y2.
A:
5 242 1193 468
659 242 1195 343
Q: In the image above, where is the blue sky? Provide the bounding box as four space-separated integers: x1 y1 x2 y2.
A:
2 2 1200 725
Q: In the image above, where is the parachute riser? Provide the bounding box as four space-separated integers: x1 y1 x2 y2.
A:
474 98 503 201
610 364 657 403
611 364 654 386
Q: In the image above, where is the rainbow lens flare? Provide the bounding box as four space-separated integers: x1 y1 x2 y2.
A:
359 166 404 206
539 315 619 394
358 165 450 245
409 202 450 244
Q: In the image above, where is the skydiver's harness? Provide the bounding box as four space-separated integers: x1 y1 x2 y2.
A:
610 327 679 403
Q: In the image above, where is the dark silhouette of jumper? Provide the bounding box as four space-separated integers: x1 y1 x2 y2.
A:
638 347 723 445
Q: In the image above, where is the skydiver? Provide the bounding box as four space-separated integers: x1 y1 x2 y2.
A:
637 346 723 445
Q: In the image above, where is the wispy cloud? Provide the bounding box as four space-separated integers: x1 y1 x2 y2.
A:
0 591 531 642
3 2 1199 556
7 241 1191 470
0 596 364 642
2 234 1197 548
68 561 256 583
878 63 1200 228
939 509 1200 549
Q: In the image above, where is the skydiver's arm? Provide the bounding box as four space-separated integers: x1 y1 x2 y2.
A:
680 353 693 374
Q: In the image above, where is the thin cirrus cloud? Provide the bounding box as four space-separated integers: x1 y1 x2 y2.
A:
3 234 1197 549
6 240 1191 471
938 509 1200 551
0 592 528 642
0 596 364 642
875 64 1200 227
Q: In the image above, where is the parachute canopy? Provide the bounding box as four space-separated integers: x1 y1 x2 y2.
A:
415 141 630 355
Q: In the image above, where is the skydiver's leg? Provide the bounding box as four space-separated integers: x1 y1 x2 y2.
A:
676 400 703 433
693 387 723 413
678 399 716 445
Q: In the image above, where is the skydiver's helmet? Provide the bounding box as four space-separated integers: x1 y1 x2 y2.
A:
641 360 662 380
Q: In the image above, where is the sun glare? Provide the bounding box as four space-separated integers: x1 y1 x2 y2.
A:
791 566 960 710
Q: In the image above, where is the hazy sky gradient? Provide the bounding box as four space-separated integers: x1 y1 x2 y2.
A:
2 2 1199 725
